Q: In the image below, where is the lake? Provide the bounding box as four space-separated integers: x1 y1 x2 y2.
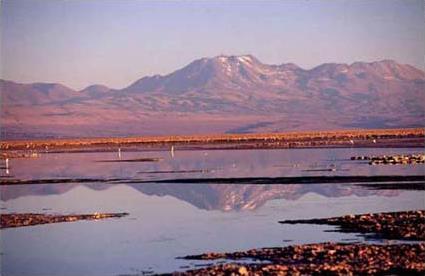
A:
1 148 424 275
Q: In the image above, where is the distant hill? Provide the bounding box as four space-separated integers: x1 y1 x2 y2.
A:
1 55 424 138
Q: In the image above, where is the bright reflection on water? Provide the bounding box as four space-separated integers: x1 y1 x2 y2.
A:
1 148 424 275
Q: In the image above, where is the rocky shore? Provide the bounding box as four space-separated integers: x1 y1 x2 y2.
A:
0 212 129 228
351 154 425 165
177 243 425 275
279 210 425 240
173 210 425 275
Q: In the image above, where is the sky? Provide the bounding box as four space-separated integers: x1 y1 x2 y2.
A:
1 0 424 90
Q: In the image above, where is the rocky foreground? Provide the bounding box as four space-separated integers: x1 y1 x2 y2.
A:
174 210 425 275
177 243 425 275
280 210 425 241
0 212 129 228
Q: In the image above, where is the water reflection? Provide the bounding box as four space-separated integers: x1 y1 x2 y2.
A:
1 148 422 211
2 183 423 275
1 148 424 275
1 148 424 181
1 183 400 211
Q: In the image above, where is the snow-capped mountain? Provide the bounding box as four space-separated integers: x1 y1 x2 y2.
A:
1 55 424 138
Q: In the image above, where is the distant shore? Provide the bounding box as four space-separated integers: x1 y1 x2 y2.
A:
1 128 424 153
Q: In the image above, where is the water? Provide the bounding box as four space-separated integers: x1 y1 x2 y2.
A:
1 148 424 275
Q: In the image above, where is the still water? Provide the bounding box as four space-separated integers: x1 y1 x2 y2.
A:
1 148 424 275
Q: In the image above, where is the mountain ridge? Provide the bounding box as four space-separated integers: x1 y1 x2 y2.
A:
3 56 423 91
1 55 424 138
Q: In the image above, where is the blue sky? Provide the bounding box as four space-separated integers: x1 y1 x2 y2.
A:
1 0 424 90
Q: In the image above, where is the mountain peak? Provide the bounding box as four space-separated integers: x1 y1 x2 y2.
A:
80 84 111 97
212 54 261 65
81 84 110 90
124 55 424 95
81 84 110 91
374 59 398 65
27 82 73 93
349 60 425 80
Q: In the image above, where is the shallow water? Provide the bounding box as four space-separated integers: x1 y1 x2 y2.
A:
1 148 424 275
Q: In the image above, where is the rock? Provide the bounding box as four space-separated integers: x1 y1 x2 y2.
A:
238 266 248 275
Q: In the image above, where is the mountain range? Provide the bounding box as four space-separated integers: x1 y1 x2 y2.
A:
1 55 424 138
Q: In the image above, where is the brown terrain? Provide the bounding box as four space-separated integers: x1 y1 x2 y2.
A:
1 128 424 152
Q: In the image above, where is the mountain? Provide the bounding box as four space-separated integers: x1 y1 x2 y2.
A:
1 55 424 138
79 84 112 97
0 80 79 106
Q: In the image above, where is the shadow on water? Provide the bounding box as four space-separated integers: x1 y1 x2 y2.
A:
96 158 162 162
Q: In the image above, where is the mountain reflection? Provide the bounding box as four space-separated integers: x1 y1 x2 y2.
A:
2 148 418 211
128 183 399 211
1 183 398 211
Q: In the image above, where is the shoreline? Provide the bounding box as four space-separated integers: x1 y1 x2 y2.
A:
1 128 424 153
175 243 425 275
280 210 425 241
174 210 425 275
0 212 129 228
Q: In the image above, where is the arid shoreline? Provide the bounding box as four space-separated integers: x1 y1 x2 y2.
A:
280 210 425 241
176 243 425 275
174 210 425 275
0 212 129 228
1 128 424 153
